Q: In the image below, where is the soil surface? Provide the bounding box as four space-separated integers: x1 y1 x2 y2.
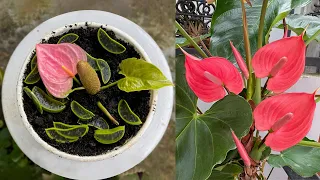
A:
22 25 150 156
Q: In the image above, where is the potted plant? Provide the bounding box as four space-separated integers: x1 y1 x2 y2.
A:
176 0 320 179
2 10 173 179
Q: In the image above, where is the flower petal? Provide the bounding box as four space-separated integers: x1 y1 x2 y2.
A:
182 50 243 102
36 43 87 98
252 35 305 93
231 130 251 166
254 92 316 151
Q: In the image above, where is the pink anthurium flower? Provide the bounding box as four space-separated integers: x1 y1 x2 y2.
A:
36 43 87 98
230 41 249 79
254 90 317 151
182 49 243 102
231 130 251 167
252 34 306 93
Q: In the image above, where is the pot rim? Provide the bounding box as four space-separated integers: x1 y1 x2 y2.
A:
2 10 173 179
17 21 158 162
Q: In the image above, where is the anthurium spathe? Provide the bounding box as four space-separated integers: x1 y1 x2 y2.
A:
182 49 243 102
231 130 251 167
36 43 87 98
252 34 306 93
254 91 317 151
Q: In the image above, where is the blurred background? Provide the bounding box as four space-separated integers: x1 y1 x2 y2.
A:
0 0 175 179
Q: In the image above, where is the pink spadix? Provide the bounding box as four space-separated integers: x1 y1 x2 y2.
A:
231 130 251 167
270 57 288 77
271 112 293 132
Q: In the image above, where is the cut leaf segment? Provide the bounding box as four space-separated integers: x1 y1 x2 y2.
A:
97 28 126 54
32 86 66 113
97 59 111 84
45 128 79 143
23 87 43 114
24 66 40 85
71 100 95 120
94 126 125 144
57 33 79 44
118 99 142 125
78 116 109 129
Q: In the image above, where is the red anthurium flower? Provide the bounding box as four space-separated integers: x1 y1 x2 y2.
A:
231 130 251 167
252 34 306 93
182 49 243 102
36 43 87 98
254 90 317 151
230 41 249 79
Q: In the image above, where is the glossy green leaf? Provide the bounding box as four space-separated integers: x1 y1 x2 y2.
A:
30 55 37 70
94 126 125 144
97 28 126 54
53 122 83 129
32 86 66 113
70 100 95 120
0 128 11 149
45 128 79 143
176 55 252 180
118 58 173 92
24 66 40 84
209 0 312 62
208 164 243 180
57 33 79 44
97 59 111 84
277 14 320 42
268 138 320 177
118 99 142 125
23 87 43 114
78 116 109 129
175 34 210 48
86 53 99 70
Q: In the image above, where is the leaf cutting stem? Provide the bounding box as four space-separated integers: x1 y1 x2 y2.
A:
97 101 119 125
306 29 320 46
101 80 119 90
240 0 254 100
175 21 208 58
298 140 320 148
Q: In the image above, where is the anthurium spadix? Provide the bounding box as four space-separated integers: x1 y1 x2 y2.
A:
254 91 317 151
181 49 243 102
252 34 306 93
36 43 87 98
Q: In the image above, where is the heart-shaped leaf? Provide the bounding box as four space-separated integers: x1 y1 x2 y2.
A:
97 59 111 84
209 164 243 180
118 99 142 125
30 55 37 70
209 0 312 62
53 122 83 129
94 126 125 144
24 66 40 84
86 53 99 70
268 138 320 177
32 86 66 113
45 128 79 143
78 116 109 129
70 100 95 120
176 55 252 180
57 33 79 44
36 43 87 98
23 87 43 114
97 28 126 54
118 58 173 92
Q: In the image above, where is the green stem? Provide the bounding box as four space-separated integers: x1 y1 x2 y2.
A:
65 87 85 96
175 21 208 58
73 77 81 85
261 77 270 97
97 101 119 125
315 97 320 103
298 140 320 148
240 1 253 100
101 81 119 90
305 29 320 46
253 78 261 104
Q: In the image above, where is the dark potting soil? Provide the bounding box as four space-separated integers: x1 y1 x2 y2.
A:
22 24 150 156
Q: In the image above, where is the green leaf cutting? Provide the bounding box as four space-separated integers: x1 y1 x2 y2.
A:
49 125 89 139
30 55 37 70
117 58 173 92
78 116 109 129
23 87 43 114
97 59 111 84
118 99 142 125
45 128 79 143
94 126 125 144
97 28 126 54
57 33 79 44
53 122 83 129
24 66 40 85
32 86 66 113
70 100 95 120
86 53 99 70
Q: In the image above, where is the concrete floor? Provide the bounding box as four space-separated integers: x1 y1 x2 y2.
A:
0 0 175 179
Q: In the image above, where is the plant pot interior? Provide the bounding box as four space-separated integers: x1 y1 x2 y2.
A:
22 24 151 156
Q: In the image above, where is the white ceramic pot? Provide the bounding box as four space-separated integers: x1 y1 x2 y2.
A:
2 10 173 179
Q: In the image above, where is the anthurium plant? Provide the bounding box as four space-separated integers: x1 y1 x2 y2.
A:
176 0 320 179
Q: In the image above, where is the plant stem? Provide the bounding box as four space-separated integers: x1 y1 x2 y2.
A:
199 39 213 57
267 167 274 180
73 77 81 85
65 87 85 95
97 101 119 125
258 132 269 149
298 140 320 148
315 97 320 103
175 21 208 58
240 1 254 100
306 29 320 46
261 78 269 97
101 81 119 90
